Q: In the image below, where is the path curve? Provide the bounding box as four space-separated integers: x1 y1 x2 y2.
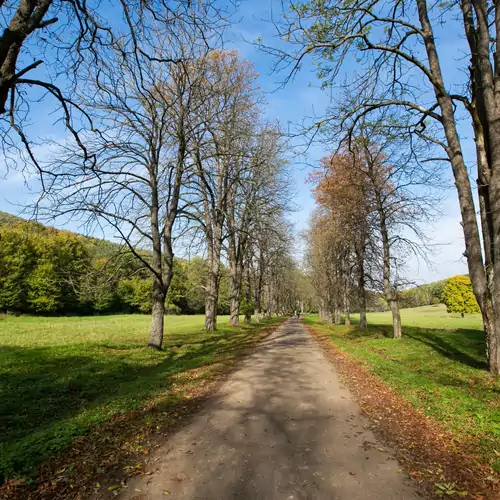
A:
124 319 422 499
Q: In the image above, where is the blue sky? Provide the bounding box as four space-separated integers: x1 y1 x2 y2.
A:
0 0 471 283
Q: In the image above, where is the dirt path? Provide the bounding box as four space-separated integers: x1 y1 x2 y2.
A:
123 319 422 499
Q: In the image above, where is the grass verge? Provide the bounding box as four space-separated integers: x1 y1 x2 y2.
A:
304 311 500 498
0 313 284 497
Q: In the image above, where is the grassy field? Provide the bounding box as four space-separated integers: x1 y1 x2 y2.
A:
0 314 280 481
304 305 500 471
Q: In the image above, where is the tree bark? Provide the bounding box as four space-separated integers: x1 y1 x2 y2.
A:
205 260 220 331
229 264 242 326
244 310 252 324
253 251 264 323
148 277 166 350
344 305 351 326
355 233 368 329
358 283 367 329
374 182 401 339
147 165 166 349
229 297 240 326
325 309 332 323
205 236 221 331
0 0 53 113
343 280 351 326
244 261 252 324
389 298 402 340
254 307 260 323
334 308 341 324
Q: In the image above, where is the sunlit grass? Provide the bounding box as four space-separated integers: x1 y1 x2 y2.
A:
0 313 280 480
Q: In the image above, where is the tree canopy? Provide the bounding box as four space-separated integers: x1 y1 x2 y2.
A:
442 276 481 317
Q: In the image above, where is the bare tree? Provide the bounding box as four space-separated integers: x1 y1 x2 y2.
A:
310 151 372 327
1 0 226 175
307 125 438 337
186 50 260 331
37 21 211 349
355 128 439 338
248 215 296 320
226 125 287 325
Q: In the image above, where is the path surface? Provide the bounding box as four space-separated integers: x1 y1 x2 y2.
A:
124 319 421 500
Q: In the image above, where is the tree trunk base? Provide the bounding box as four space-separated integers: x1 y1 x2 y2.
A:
147 343 162 351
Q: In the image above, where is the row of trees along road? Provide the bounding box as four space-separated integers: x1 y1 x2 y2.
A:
266 0 500 375
306 126 439 338
1 0 297 349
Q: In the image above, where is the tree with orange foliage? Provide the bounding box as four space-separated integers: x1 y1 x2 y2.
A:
310 151 373 328
308 128 439 339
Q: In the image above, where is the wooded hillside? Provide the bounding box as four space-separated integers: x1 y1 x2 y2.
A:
0 211 231 316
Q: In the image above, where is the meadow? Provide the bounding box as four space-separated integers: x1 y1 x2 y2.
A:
304 304 500 472
0 314 280 481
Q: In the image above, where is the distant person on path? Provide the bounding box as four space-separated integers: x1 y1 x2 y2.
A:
296 310 300 319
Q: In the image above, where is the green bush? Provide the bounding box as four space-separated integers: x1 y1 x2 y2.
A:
442 275 480 316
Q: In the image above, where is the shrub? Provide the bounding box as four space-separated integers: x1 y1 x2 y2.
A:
442 275 480 316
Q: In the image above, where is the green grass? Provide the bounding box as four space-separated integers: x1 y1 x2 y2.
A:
0 313 280 481
304 305 500 471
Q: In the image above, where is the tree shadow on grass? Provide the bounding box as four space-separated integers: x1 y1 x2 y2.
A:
0 321 272 480
340 321 487 371
402 326 487 371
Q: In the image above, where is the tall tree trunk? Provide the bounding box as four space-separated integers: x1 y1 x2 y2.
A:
358 284 367 329
245 309 252 324
418 0 498 372
244 262 252 324
205 265 219 330
375 189 402 339
267 279 274 317
253 254 264 323
344 286 351 326
229 295 240 326
344 307 351 326
147 171 166 349
229 263 242 326
345 312 351 326
205 237 221 331
468 99 499 372
148 277 166 350
334 308 341 324
254 307 260 323
355 238 367 329
389 298 402 340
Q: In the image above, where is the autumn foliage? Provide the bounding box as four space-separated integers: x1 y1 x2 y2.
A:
442 275 481 316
